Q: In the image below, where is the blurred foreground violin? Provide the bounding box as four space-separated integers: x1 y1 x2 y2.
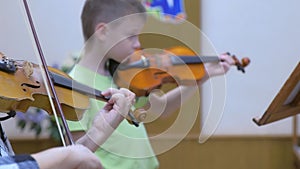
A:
0 52 145 127
111 46 250 96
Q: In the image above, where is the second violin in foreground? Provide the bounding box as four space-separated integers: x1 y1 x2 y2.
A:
0 53 145 127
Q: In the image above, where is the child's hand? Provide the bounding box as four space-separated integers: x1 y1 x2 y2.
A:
92 88 135 132
204 53 235 77
81 88 135 149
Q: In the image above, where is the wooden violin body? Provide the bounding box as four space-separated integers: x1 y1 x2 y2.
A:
0 53 145 126
0 52 90 121
113 46 250 96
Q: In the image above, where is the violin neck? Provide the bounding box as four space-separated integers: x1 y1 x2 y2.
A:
50 72 108 101
171 56 219 65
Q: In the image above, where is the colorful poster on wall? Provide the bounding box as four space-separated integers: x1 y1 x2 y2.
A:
142 0 186 24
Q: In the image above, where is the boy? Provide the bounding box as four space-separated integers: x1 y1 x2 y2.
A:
68 0 235 169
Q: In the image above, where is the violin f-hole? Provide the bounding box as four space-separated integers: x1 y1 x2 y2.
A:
21 81 41 92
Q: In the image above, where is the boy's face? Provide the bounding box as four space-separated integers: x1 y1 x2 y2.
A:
106 15 145 63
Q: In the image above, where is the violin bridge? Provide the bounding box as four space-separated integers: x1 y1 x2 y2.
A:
23 61 34 78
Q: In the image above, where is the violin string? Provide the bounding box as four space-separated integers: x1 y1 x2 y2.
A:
39 66 67 146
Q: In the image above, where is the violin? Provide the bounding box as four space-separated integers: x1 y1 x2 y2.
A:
0 52 145 127
113 46 250 96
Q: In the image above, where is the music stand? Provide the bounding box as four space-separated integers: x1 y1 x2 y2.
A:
253 62 300 168
253 62 300 126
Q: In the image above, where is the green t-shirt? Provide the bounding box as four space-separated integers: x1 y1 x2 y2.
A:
67 65 159 169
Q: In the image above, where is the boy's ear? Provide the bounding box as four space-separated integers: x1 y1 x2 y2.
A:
94 22 108 41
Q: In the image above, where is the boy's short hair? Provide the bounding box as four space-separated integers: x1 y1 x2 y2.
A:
81 0 146 41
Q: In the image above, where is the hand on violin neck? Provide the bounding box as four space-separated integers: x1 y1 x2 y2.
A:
203 52 234 78
77 88 136 151
96 88 135 127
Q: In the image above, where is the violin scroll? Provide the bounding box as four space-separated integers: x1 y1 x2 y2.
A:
229 53 250 73
126 108 147 126
133 108 147 121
